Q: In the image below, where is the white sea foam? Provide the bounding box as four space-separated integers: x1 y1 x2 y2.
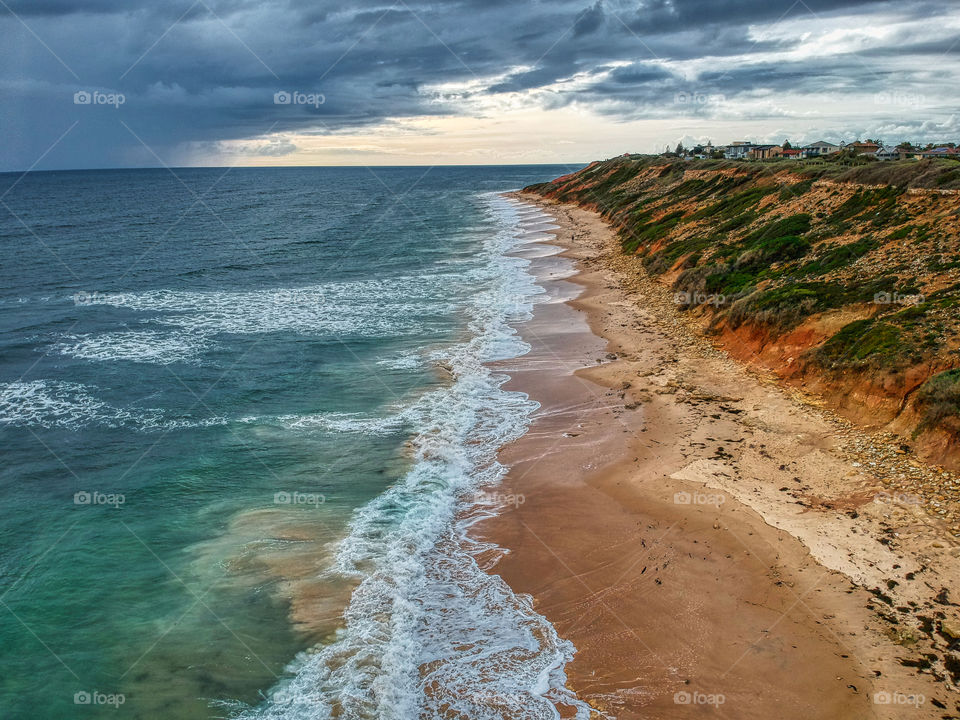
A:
0 380 420 436
61 278 458 365
375 351 424 370
52 330 212 365
236 194 594 719
273 410 409 436
0 378 421 436
0 380 139 429
0 380 225 431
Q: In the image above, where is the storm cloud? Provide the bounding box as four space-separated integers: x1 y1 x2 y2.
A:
1 0 958 169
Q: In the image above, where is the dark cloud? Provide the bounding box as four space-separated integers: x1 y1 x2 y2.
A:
573 2 605 37
1 0 138 16
489 66 577 93
618 0 888 35
0 0 956 170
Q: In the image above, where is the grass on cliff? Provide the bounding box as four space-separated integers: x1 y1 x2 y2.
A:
722 274 924 335
815 319 910 370
559 160 951 349
525 153 960 449
690 185 777 221
827 186 906 232
622 209 686 254
671 213 816 308
800 237 879 276
812 295 935 371
728 283 829 331
914 369 960 438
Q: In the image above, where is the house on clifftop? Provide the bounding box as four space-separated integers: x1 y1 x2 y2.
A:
724 141 756 160
875 145 903 161
848 140 881 156
800 140 840 158
748 145 783 160
920 146 960 159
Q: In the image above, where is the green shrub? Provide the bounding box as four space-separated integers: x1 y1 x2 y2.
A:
674 263 724 297
621 209 686 253
752 234 811 263
717 211 757 233
743 213 812 244
914 369 960 437
704 269 755 295
644 235 716 274
779 179 815 200
828 187 903 226
800 237 878 276
692 186 777 220
815 319 908 370
728 282 842 331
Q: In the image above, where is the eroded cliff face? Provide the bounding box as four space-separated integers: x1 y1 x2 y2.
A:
527 156 960 468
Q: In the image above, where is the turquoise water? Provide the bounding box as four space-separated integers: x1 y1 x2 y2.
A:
0 166 589 719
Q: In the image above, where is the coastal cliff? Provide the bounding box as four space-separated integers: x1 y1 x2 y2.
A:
525 156 960 469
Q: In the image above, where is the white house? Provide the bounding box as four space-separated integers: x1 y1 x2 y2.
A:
875 146 902 161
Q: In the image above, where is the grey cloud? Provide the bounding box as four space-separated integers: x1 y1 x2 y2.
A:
618 0 889 35
0 0 956 170
488 66 578 93
573 1 605 37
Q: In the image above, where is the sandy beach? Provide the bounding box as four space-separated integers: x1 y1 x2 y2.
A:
479 194 960 719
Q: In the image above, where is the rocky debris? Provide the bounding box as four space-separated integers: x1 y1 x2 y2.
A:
834 425 960 535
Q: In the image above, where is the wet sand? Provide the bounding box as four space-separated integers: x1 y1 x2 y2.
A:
478 195 960 719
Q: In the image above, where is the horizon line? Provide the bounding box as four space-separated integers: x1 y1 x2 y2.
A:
0 160 596 176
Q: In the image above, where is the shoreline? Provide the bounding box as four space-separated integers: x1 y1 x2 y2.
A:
479 194 960 718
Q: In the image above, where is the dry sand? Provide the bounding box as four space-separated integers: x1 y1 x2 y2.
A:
477 194 960 719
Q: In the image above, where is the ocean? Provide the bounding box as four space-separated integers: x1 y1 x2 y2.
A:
0 165 593 719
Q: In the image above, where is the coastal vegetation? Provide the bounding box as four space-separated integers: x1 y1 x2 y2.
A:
915 369 960 439
526 154 960 464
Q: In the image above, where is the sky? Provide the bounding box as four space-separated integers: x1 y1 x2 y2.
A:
1 0 958 171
